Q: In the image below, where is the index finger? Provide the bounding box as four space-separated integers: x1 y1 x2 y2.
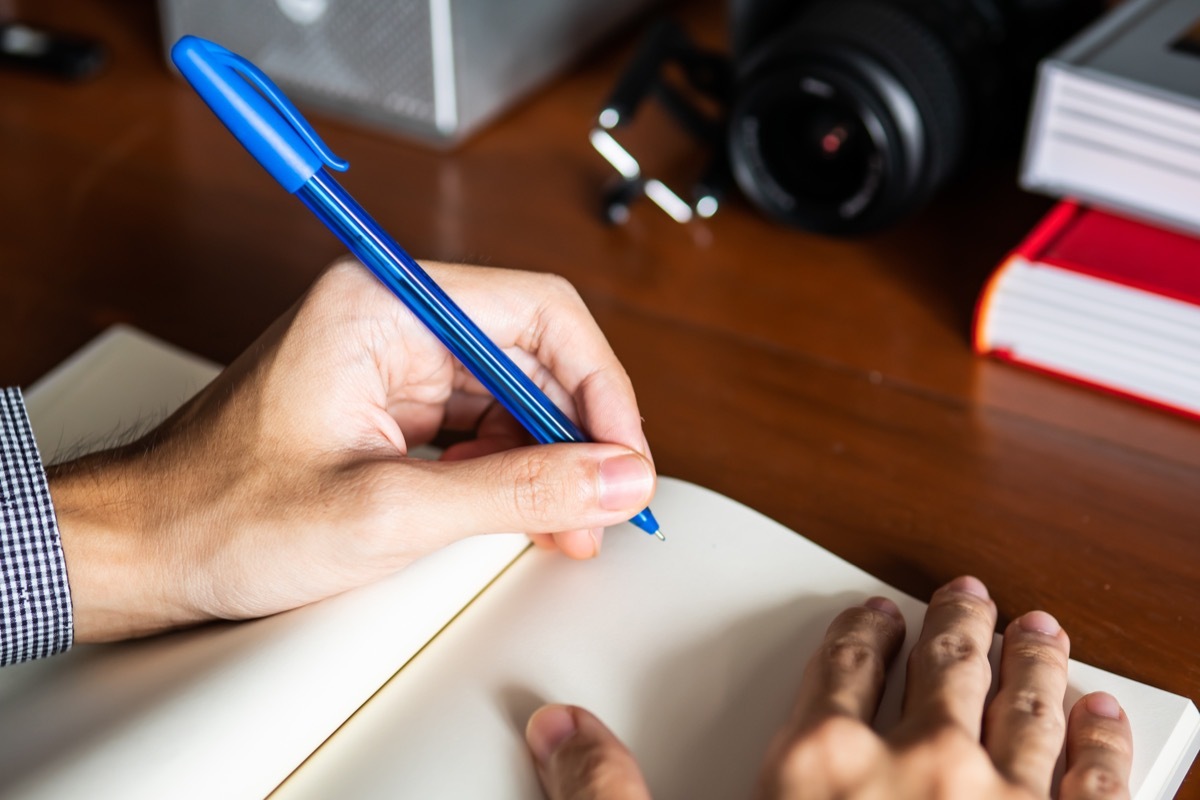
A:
432 263 652 458
789 597 908 732
754 597 905 798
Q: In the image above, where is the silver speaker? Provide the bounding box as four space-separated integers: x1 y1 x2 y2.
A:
158 0 656 145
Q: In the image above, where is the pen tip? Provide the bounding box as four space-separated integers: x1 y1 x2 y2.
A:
655 529 666 541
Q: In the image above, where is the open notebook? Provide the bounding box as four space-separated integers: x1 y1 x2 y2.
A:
1 326 1196 799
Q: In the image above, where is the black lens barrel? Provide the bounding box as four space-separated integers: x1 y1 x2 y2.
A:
729 0 972 233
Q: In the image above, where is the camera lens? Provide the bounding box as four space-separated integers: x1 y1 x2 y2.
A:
728 0 967 234
730 65 898 231
759 95 873 208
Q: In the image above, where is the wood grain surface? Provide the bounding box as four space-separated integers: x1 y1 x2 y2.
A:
2 1 1197 794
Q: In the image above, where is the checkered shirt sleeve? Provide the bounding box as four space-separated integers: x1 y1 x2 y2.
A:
0 388 73 665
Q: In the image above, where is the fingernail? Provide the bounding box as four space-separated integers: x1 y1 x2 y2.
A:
864 596 903 619
1018 610 1061 635
590 527 604 557
526 704 578 764
1085 692 1123 720
559 529 599 560
599 453 653 511
945 575 990 600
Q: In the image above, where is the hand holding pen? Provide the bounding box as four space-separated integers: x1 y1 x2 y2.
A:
54 260 659 642
170 36 661 539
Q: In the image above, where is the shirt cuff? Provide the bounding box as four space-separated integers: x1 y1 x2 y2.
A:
0 388 73 665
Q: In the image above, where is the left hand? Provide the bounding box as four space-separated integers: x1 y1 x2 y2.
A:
524 576 1134 799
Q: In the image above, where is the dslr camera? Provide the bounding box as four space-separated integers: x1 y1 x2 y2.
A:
596 0 1100 234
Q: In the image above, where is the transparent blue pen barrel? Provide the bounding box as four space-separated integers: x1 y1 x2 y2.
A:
295 170 659 535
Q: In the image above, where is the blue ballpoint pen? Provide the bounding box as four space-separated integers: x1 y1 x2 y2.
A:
171 35 662 539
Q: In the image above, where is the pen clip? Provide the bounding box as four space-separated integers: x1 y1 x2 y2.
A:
172 35 348 192
201 40 348 173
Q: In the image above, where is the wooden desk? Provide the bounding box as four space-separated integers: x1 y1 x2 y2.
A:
3 1 1197 794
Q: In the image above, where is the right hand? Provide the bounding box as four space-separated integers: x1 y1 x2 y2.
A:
525 576 1134 799
51 259 657 642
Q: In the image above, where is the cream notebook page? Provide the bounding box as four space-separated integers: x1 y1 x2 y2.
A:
0 326 527 800
274 486 1200 799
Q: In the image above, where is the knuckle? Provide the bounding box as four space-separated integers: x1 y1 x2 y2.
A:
916 630 988 671
1008 687 1060 720
774 742 822 789
986 687 1065 737
922 724 975 753
535 274 589 330
504 449 591 523
932 594 994 624
830 604 904 643
1006 639 1068 669
1007 687 1062 722
775 717 872 787
509 451 556 519
927 744 1001 798
810 715 874 749
903 727 985 784
1073 724 1135 758
537 271 583 304
822 634 882 676
315 257 369 297
834 604 893 631
1061 764 1130 799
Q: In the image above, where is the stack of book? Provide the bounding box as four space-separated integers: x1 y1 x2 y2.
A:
973 201 1200 418
975 0 1200 419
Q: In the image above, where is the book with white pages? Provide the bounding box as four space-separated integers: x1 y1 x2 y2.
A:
1 326 1197 799
1021 0 1200 235
975 200 1200 420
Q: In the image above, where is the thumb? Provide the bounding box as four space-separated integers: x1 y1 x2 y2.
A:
526 704 652 800
421 443 656 539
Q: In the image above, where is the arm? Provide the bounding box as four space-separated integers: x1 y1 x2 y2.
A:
0 388 72 665
25 259 656 647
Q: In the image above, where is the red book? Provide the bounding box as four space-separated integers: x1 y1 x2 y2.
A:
973 201 1200 420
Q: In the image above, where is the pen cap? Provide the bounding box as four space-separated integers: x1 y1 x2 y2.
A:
171 35 346 192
